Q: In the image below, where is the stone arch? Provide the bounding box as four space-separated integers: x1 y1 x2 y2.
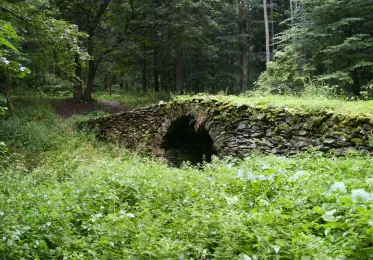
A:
159 115 217 167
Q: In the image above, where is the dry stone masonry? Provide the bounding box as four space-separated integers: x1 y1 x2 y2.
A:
85 99 373 166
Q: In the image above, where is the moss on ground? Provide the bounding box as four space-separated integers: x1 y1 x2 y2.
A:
175 94 373 117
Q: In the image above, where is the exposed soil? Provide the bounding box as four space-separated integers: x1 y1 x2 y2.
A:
53 99 131 119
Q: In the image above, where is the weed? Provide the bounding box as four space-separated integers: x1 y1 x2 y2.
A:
1 97 373 259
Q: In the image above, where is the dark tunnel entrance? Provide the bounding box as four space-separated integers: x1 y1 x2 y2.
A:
161 116 216 167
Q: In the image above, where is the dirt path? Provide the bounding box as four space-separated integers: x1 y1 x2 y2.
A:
53 99 131 119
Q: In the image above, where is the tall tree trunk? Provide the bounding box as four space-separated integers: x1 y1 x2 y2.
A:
264 0 271 63
142 66 147 92
83 33 97 100
53 50 57 78
119 79 124 90
352 69 361 96
193 53 200 93
84 57 97 100
240 0 248 92
270 0 275 54
82 0 111 101
125 81 129 92
74 55 83 101
154 46 159 92
142 44 147 92
290 0 294 24
176 44 184 94
107 72 113 96
160 57 167 92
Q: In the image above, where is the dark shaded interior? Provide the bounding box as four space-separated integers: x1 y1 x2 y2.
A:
161 116 216 167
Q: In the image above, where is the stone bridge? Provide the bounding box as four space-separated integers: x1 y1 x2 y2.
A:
85 98 373 166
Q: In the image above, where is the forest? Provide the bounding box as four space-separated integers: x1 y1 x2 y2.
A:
1 0 373 259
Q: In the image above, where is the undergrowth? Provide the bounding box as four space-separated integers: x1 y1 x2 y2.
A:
177 93 373 117
0 98 373 259
95 91 171 108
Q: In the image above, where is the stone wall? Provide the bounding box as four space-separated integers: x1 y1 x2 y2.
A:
85 99 373 162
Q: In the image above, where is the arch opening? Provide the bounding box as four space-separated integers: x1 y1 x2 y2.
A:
161 116 216 167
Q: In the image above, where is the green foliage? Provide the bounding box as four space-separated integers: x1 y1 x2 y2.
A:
0 94 7 157
0 20 18 51
177 93 373 117
0 20 30 78
259 0 373 97
95 91 171 108
0 141 7 156
0 0 87 94
0 94 5 115
0 98 73 166
1 97 373 259
257 44 309 94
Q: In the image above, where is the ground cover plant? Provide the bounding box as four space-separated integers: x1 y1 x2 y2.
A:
1 98 373 259
95 92 171 109
176 93 373 118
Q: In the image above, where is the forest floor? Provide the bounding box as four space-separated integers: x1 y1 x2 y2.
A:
52 98 130 119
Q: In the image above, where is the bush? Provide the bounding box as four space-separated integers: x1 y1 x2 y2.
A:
0 99 68 152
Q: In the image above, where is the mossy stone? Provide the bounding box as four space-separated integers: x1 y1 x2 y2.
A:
351 138 364 144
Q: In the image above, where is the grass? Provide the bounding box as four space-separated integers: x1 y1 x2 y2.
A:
1 97 373 259
94 91 171 109
176 93 373 117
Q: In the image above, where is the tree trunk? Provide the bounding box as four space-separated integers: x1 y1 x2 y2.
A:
74 55 83 101
83 58 97 100
264 0 271 63
270 0 275 54
290 0 294 24
84 33 97 101
240 0 248 92
352 69 361 96
142 44 147 92
154 46 159 92
176 44 184 94
81 0 111 101
119 75 124 89
107 72 113 96
194 53 201 93
125 81 129 92
160 58 167 92
160 46 169 92
53 50 57 78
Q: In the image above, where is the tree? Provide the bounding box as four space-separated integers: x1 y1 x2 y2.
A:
1 0 85 104
0 20 27 114
263 0 270 63
84 0 112 100
259 0 373 97
48 0 287 96
54 0 112 100
240 0 248 91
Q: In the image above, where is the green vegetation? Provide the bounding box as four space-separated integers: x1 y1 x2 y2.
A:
1 98 373 259
95 92 171 109
258 0 373 98
177 93 373 117
1 0 373 258
3 0 373 101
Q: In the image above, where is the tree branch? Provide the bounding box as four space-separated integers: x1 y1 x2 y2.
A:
0 4 55 43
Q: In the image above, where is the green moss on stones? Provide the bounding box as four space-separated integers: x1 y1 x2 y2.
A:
351 138 364 145
357 116 373 125
331 131 351 138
